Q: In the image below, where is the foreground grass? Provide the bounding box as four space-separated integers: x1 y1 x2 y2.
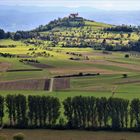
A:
0 88 140 101
1 129 140 140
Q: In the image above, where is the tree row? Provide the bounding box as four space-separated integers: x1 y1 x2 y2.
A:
0 95 140 131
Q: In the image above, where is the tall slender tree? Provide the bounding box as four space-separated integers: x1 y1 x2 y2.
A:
0 96 4 126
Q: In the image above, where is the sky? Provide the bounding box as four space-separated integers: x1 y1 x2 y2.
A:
0 0 140 11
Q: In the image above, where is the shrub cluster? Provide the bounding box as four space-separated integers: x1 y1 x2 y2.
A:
0 53 17 58
104 25 136 32
19 59 40 64
55 73 99 78
0 45 16 48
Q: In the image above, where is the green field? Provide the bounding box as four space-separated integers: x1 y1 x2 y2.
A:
0 38 140 101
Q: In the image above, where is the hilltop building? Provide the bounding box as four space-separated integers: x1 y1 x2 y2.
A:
69 13 79 18
68 13 84 22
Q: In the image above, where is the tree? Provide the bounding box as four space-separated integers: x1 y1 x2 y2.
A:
96 97 109 127
28 96 60 127
122 74 128 78
63 97 73 128
130 99 140 129
125 54 129 58
15 95 27 128
63 96 98 129
5 32 12 39
0 96 4 126
0 29 5 39
14 32 21 40
28 96 33 126
6 95 16 126
108 98 129 129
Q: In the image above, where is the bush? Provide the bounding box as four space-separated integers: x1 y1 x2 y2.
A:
122 74 128 78
13 133 25 140
125 54 129 58
79 72 83 76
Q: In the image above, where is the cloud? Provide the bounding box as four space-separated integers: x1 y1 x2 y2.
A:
0 0 140 10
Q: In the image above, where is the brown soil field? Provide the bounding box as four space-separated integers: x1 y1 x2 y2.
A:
0 79 50 90
26 62 54 68
0 78 70 91
0 62 11 72
1 129 140 140
53 78 70 90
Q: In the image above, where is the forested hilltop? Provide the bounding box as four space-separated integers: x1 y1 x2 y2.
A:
1 13 140 51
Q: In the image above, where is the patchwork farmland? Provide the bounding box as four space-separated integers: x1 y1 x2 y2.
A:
0 39 140 99
0 15 140 139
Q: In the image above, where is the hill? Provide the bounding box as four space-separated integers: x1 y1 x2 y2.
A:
35 14 86 32
0 13 140 131
34 14 111 32
0 14 140 52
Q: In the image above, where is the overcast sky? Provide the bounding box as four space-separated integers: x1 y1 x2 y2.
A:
0 0 140 11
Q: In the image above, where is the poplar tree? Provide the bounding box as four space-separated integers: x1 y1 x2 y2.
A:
130 99 140 129
6 95 16 126
0 96 4 126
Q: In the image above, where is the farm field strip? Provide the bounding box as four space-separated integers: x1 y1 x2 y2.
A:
0 21 140 104
1 129 140 140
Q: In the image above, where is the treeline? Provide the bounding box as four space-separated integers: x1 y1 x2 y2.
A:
129 39 140 52
0 29 12 39
0 95 140 131
55 73 99 78
105 25 138 32
0 45 16 48
4 95 60 128
13 31 39 40
0 52 18 58
0 29 38 40
19 59 40 64
94 42 140 52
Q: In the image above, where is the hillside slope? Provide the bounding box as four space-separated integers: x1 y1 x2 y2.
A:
1 14 140 51
34 15 112 32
